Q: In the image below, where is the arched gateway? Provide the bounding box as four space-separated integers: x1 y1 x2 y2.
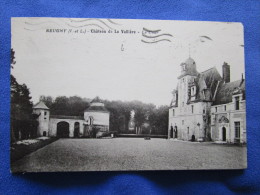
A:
57 121 70 138
33 98 110 138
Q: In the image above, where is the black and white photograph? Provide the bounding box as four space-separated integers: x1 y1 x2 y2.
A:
10 17 247 172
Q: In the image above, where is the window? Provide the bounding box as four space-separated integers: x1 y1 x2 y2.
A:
235 96 240 110
235 122 240 138
191 86 196 96
191 105 194 114
182 120 184 125
215 107 217 112
172 109 175 116
203 109 205 114
187 127 189 134
224 105 226 111
44 111 47 116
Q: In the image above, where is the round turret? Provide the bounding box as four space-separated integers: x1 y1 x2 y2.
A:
33 101 50 136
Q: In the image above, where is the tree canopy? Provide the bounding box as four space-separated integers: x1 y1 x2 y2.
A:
40 95 169 135
11 49 38 142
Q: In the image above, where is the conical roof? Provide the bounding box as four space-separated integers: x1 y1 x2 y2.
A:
178 57 198 79
33 101 49 110
184 57 196 65
90 96 103 103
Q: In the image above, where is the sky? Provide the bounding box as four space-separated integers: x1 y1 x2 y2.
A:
11 18 245 106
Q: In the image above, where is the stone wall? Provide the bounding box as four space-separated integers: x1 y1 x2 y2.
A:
49 118 85 137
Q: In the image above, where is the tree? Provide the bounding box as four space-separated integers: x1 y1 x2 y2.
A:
149 106 169 135
11 48 16 69
11 49 38 142
39 95 53 108
37 94 169 135
45 95 90 116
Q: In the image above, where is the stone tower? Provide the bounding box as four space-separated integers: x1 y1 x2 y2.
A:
33 101 50 136
177 57 199 111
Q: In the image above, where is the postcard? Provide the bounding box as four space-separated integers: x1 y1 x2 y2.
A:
11 18 246 172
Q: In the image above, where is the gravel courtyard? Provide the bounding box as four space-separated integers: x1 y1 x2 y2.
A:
11 138 247 172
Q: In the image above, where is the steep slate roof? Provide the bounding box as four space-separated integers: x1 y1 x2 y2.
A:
33 101 49 110
188 67 222 103
85 97 109 112
178 57 199 79
90 96 103 103
213 79 245 105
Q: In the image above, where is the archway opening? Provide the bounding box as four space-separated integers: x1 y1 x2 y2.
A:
174 126 178 138
43 131 46 136
222 127 226 141
57 121 70 138
170 126 174 138
74 122 80 138
191 135 195 142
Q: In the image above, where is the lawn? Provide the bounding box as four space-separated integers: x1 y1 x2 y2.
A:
11 138 247 172
11 137 58 163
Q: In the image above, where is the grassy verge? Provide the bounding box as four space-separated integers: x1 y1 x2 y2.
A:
11 137 59 163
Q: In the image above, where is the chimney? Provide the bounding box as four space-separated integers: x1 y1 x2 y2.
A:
240 73 244 86
222 62 230 83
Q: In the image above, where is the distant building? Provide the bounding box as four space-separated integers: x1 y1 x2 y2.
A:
33 97 110 138
168 58 246 144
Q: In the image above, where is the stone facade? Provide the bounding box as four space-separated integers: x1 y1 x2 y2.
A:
168 57 246 144
33 97 110 138
211 84 246 143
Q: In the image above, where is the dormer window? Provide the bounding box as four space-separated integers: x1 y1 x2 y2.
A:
182 64 186 71
235 96 240 110
191 86 196 96
173 93 176 101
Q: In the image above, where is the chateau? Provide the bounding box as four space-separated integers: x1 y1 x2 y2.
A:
168 57 246 144
33 97 110 138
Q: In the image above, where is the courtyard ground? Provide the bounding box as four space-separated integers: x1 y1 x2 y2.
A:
11 138 247 172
